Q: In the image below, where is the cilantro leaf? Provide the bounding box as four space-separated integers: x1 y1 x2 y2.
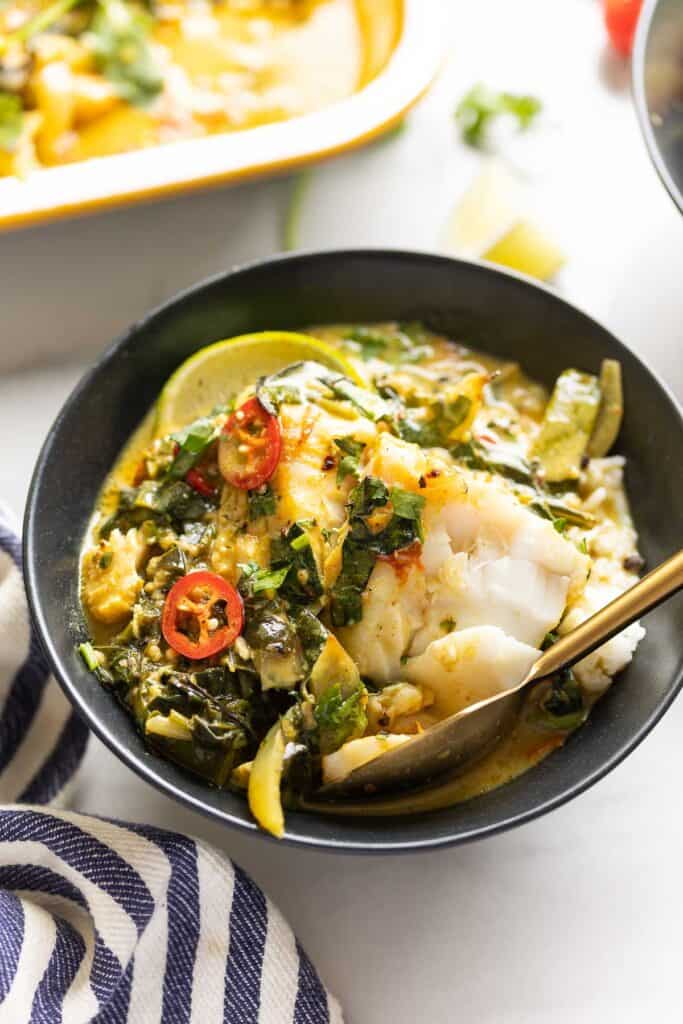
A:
397 394 472 449
313 682 367 755
343 324 433 365
456 83 542 148
0 92 23 153
333 437 365 485
89 0 163 106
238 562 290 596
168 416 216 480
248 484 276 519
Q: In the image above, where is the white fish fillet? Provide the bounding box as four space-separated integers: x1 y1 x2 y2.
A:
404 625 539 718
342 434 588 687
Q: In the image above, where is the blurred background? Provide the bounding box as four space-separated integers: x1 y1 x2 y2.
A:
1 1 682 1021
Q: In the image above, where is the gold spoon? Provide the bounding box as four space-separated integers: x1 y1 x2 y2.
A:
317 549 683 801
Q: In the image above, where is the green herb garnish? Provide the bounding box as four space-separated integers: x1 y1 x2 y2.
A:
168 416 216 480
0 92 23 153
334 437 365 484
456 84 542 148
248 484 276 519
313 683 367 755
89 0 163 106
238 562 290 596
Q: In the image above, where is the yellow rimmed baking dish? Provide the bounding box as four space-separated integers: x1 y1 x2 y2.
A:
0 0 446 233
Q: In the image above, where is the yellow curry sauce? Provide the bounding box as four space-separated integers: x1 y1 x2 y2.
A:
80 323 642 831
0 0 400 175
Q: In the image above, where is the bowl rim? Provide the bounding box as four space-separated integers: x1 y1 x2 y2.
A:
632 0 683 215
23 248 683 853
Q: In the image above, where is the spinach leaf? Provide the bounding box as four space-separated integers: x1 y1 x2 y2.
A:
89 0 163 106
313 682 367 755
329 478 424 625
390 486 425 523
292 607 328 671
451 437 534 485
333 437 365 484
343 324 433 365
397 394 471 449
0 92 23 152
248 484 276 519
348 475 389 518
270 522 323 603
329 539 376 627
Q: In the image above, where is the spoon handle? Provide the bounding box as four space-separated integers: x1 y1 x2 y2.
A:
526 549 683 684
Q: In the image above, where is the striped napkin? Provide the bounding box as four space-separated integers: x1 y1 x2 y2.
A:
0 511 342 1024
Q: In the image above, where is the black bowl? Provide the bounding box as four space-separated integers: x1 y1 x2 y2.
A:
24 250 683 852
633 0 683 213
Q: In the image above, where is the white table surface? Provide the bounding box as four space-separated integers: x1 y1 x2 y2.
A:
2 2 682 1021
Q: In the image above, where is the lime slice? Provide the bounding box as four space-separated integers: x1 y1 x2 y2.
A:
155 331 363 436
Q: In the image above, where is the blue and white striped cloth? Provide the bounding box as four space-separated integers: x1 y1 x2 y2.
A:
0 510 342 1024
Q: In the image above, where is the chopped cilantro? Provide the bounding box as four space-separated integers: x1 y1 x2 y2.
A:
168 416 216 480
456 83 542 148
0 92 23 153
89 0 163 106
314 683 367 755
238 562 290 596
398 394 472 449
248 484 276 519
333 437 365 484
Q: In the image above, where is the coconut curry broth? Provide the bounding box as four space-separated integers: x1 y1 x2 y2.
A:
0 0 400 175
81 323 643 819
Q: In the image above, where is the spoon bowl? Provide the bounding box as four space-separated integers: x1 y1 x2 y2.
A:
319 550 683 800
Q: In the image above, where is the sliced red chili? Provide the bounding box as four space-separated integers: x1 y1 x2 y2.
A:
218 396 282 490
185 467 217 498
161 571 243 661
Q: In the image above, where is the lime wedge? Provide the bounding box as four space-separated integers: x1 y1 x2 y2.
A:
155 331 363 436
441 160 565 282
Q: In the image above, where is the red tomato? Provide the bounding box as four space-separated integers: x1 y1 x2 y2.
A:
603 0 643 57
161 571 243 660
218 397 282 490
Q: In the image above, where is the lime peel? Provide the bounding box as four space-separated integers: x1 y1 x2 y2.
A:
155 331 364 437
